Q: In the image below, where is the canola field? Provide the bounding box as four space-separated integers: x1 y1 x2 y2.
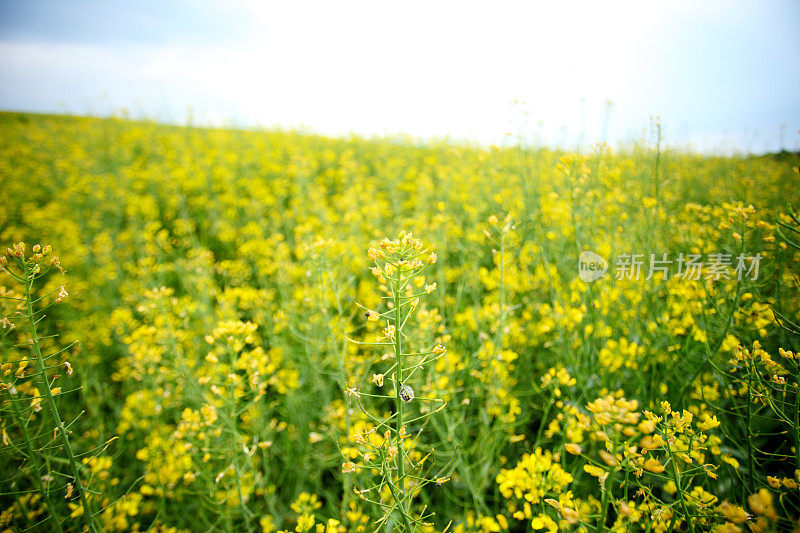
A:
1 111 799 532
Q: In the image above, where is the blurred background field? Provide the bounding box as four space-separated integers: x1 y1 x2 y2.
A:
1 110 799 531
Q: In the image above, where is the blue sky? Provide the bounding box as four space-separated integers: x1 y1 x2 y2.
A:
1 0 798 153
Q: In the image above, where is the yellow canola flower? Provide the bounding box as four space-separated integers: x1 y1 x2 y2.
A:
584 464 605 478
565 443 582 455
643 457 666 474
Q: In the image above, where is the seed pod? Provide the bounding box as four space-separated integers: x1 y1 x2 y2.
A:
399 384 414 403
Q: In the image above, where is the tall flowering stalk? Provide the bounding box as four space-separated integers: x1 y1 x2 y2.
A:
343 232 449 531
0 243 100 532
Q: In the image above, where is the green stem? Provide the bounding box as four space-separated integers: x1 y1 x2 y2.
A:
665 439 695 533
653 120 662 218
228 372 253 532
6 387 65 532
318 262 352 523
745 359 756 493
596 471 613 532
393 265 413 532
794 360 800 471
25 274 100 533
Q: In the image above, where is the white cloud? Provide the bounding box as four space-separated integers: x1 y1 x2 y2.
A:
1 0 798 152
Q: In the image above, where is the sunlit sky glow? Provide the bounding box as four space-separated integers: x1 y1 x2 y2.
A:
1 0 798 153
